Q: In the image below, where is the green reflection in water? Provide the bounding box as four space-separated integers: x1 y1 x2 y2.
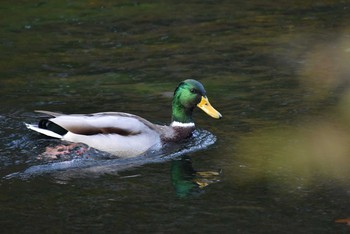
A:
171 155 221 198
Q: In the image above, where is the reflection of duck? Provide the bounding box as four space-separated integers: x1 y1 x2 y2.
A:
26 79 222 157
335 218 350 225
171 156 221 197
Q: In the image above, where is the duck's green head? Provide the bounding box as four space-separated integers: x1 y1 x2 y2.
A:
172 79 222 123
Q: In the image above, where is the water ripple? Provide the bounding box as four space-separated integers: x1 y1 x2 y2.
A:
5 129 216 179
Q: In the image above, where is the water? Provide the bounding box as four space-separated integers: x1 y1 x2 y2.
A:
1 0 350 233
6 129 217 179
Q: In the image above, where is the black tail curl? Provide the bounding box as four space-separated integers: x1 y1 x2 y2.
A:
38 119 68 136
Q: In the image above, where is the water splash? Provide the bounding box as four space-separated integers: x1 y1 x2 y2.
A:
5 129 216 179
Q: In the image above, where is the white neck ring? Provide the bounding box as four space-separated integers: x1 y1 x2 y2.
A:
171 121 195 128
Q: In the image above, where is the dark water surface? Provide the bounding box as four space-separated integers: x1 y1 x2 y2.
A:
1 0 350 233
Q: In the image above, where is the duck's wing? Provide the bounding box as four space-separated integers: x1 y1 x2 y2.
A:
35 110 64 117
26 111 164 157
47 112 157 136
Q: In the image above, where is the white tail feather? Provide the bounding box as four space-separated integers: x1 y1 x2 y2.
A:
25 123 63 139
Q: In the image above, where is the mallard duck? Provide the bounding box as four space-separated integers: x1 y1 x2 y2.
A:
26 79 222 157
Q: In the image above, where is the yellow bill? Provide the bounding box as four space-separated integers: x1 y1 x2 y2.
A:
197 96 222 119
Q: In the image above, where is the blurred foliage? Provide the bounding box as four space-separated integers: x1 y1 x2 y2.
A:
231 67 350 192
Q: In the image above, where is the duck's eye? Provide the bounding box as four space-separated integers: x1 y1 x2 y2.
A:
190 88 196 94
